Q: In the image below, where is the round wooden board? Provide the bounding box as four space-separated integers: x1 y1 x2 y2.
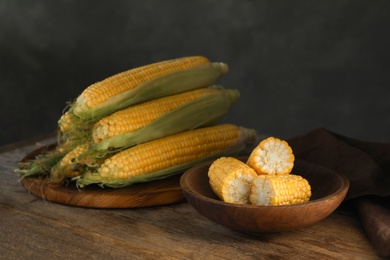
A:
20 144 186 208
21 175 185 208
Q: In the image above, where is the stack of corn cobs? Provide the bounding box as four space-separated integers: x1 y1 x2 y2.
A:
17 56 258 188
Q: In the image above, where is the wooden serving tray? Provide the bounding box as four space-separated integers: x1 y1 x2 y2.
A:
20 144 186 208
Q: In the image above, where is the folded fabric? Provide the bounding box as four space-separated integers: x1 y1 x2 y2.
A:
355 196 390 257
287 128 390 257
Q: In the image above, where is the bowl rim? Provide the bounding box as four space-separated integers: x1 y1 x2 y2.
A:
180 158 350 209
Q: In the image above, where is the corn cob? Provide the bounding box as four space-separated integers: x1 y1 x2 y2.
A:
90 86 239 151
247 137 294 175
249 174 311 206
50 143 90 183
76 124 257 188
208 157 258 204
71 56 228 121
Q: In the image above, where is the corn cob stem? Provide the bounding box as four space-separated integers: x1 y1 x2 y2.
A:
76 124 257 188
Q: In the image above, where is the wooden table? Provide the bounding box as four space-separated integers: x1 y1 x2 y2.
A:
0 135 383 259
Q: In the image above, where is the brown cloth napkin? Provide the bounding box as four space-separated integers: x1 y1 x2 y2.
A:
287 128 390 257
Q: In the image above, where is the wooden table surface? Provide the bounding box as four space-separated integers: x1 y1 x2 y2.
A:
0 135 384 259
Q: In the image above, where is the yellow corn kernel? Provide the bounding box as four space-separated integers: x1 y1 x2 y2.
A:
249 174 311 206
92 87 224 143
72 56 227 120
77 124 257 188
50 143 89 183
58 111 72 133
247 137 295 175
208 157 258 204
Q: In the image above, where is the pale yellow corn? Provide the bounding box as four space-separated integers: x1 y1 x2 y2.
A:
247 137 295 175
77 124 257 188
250 174 311 206
92 87 223 143
208 157 258 204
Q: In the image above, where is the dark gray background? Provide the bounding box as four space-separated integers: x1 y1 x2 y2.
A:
1 0 389 146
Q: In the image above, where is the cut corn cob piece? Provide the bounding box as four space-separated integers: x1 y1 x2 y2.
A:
50 143 90 183
76 124 257 188
208 157 258 204
249 174 311 206
90 86 239 150
247 137 294 175
71 56 228 121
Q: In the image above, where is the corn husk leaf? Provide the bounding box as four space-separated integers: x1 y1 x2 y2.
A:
15 148 65 177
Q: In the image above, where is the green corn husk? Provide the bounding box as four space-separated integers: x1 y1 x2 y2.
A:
75 126 257 188
71 61 229 122
15 147 65 177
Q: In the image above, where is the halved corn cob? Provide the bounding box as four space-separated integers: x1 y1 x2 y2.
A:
208 157 258 204
76 124 257 188
71 56 228 121
90 86 239 150
247 137 295 175
249 174 311 206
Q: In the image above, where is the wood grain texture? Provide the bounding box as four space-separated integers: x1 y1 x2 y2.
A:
0 137 384 259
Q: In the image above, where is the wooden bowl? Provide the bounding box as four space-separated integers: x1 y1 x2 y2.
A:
180 157 349 233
